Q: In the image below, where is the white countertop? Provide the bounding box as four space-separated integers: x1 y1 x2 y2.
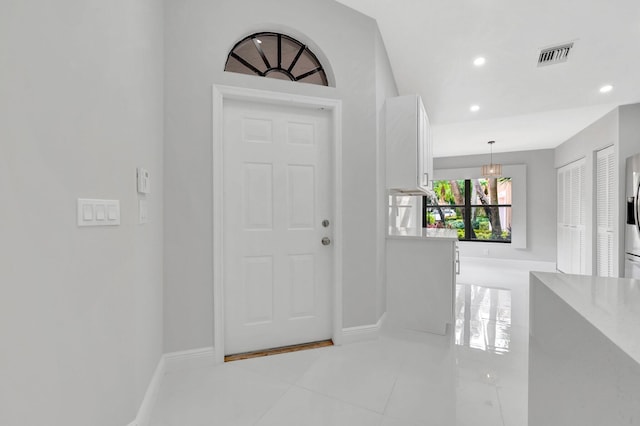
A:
387 227 459 241
531 271 640 365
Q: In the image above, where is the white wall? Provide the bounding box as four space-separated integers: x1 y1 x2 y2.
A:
0 1 164 425
555 108 618 275
555 105 640 276
434 149 557 262
164 0 394 352
375 29 399 319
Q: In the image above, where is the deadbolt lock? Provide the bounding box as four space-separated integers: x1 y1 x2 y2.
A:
322 219 330 228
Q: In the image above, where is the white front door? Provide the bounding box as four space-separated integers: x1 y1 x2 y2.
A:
222 98 333 355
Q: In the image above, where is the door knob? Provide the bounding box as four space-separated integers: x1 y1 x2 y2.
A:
321 237 331 246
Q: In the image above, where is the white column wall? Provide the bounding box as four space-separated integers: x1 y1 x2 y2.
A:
0 1 164 425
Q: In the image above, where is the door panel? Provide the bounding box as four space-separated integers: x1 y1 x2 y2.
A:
242 118 273 143
223 99 332 355
288 165 315 229
287 122 315 145
289 254 316 318
243 163 273 229
243 256 274 324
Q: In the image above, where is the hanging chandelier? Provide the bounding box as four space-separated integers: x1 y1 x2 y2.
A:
481 140 502 177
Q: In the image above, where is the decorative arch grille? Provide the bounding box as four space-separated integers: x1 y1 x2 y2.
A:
224 32 329 86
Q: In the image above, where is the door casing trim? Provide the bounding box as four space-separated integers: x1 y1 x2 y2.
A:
212 84 343 363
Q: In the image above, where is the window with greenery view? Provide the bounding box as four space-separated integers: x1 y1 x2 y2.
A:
423 178 512 243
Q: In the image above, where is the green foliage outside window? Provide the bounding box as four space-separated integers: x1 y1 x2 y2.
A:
425 178 512 243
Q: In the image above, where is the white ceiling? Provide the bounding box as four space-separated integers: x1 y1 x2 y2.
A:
336 0 640 157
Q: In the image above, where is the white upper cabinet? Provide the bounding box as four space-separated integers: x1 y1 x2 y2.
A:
386 94 433 194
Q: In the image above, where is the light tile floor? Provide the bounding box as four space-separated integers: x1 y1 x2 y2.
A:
150 258 555 426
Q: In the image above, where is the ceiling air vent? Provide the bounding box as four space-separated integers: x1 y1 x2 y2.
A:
537 42 574 67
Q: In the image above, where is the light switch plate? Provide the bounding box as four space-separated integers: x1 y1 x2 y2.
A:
77 199 120 227
137 167 151 194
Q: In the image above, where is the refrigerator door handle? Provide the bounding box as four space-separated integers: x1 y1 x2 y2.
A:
636 181 640 235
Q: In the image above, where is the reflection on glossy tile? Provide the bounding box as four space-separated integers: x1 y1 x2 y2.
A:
497 385 527 426
150 259 548 426
384 374 455 424
455 284 512 354
295 341 400 413
456 381 503 426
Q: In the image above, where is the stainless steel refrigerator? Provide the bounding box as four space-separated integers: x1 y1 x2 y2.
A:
625 153 640 279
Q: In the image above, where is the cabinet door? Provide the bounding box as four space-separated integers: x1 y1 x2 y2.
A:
386 94 433 193
386 238 454 335
386 95 419 192
417 98 427 190
418 98 433 192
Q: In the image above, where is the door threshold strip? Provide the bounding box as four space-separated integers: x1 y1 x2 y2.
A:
225 339 333 362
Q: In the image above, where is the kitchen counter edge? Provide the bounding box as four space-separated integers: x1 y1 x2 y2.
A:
530 271 640 366
387 228 459 241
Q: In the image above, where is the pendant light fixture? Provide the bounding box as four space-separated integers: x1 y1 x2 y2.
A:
481 140 502 177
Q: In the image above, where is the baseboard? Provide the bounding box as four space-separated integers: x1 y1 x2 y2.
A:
164 346 215 373
126 346 215 426
127 355 166 426
460 256 557 272
341 312 386 344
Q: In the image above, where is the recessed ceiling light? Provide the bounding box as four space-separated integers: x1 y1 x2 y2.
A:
255 39 262 44
473 57 486 67
470 105 480 112
599 84 613 93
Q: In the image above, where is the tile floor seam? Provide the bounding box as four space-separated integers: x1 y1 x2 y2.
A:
289 348 401 415
494 384 507 426
250 382 295 426
228 360 300 386
292 382 390 416
380 376 398 416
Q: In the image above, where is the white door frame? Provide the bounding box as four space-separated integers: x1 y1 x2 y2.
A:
212 84 343 363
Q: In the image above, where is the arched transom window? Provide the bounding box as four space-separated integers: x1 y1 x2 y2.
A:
225 32 329 86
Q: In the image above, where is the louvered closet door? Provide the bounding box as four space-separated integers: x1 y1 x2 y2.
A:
596 146 616 277
571 163 586 274
557 159 586 274
557 169 569 273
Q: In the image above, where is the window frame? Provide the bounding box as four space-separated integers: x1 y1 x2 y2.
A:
423 178 512 243
224 32 329 86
